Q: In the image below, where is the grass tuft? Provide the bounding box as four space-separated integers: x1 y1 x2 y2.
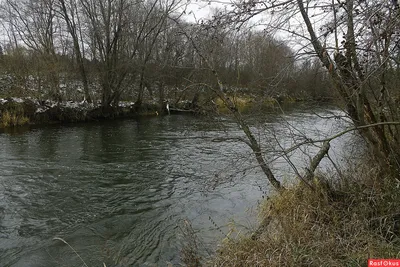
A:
180 219 203 267
1 110 29 127
212 164 400 266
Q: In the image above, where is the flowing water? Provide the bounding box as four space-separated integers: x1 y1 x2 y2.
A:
0 106 361 266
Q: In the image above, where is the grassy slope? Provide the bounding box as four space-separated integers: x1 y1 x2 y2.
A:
211 163 400 267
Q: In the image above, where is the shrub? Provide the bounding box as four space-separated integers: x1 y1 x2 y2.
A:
212 165 400 266
1 109 29 127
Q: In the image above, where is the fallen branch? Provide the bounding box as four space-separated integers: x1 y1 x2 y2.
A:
305 141 330 182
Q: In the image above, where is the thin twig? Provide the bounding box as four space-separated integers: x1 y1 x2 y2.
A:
53 237 89 267
284 122 400 154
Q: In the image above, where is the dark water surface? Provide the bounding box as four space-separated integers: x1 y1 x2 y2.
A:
0 108 359 266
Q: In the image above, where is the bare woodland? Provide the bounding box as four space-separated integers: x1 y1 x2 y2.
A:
1 0 398 181
0 0 332 108
178 0 400 191
1 0 400 264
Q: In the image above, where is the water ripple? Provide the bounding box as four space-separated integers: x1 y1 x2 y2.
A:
0 110 359 266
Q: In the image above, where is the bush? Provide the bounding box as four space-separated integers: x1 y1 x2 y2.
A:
1 110 29 127
212 165 400 266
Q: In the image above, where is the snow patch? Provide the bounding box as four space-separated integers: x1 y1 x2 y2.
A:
11 97 24 103
35 107 49 114
118 101 135 108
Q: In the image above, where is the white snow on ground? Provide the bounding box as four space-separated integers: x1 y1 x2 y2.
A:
43 100 58 108
35 107 49 113
1 97 137 116
24 97 40 106
11 98 24 103
118 101 135 108
64 101 80 109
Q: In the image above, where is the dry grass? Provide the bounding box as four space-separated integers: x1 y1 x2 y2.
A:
180 219 203 267
211 166 400 266
215 96 278 114
1 110 29 127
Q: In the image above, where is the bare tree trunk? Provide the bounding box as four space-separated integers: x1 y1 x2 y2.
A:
136 65 146 110
58 0 91 102
297 0 398 170
158 81 165 113
175 20 285 191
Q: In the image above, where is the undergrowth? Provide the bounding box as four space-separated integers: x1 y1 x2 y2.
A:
1 109 29 127
209 164 400 267
215 96 276 114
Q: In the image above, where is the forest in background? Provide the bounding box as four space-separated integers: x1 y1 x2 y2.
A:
0 0 331 111
1 0 400 266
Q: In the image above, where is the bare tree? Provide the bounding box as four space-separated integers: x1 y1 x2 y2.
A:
77 0 182 108
134 0 175 109
206 0 400 178
57 0 91 102
296 0 400 171
170 19 288 191
3 0 61 100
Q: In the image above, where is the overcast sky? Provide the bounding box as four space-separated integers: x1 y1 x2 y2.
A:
181 0 345 59
183 0 227 22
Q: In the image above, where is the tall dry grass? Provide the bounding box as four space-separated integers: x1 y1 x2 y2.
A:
1 110 29 127
211 164 400 266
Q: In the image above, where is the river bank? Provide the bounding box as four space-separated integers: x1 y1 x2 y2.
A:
0 95 320 130
209 163 400 266
0 97 200 130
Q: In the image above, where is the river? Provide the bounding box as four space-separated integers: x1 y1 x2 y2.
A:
0 106 360 266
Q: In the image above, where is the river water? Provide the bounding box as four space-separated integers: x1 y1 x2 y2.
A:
0 106 360 266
